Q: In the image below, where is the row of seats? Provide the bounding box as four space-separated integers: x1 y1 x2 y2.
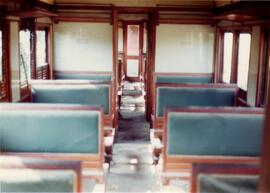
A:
30 79 114 128
0 72 113 192
151 73 264 192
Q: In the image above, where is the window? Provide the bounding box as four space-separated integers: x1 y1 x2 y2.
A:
222 32 233 83
237 33 251 90
19 29 31 83
36 27 50 79
36 30 47 67
221 31 251 90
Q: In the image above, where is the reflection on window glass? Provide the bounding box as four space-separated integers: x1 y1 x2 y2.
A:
36 30 47 67
0 31 3 81
127 25 139 56
222 32 233 83
237 33 251 91
19 30 31 81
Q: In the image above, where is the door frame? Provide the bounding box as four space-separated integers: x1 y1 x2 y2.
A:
123 20 144 82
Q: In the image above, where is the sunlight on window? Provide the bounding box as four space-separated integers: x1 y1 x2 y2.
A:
237 33 251 91
0 31 3 81
222 32 233 83
36 30 47 67
19 30 31 81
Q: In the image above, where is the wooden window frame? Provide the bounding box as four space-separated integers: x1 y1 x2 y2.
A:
218 27 251 104
0 20 11 102
256 27 270 107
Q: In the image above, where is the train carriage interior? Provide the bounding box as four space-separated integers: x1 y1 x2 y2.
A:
1 0 270 192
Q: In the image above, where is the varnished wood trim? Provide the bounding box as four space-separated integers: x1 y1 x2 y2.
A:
53 17 112 23
156 83 238 89
259 59 270 192
256 26 266 107
158 18 213 25
164 155 260 172
165 107 264 115
214 27 222 83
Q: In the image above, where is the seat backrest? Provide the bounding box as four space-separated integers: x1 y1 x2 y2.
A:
166 108 264 157
31 84 110 115
156 85 237 117
0 104 101 154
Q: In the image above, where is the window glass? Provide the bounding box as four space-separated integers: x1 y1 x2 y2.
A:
127 25 140 56
19 30 31 81
237 33 251 90
222 32 233 83
36 30 47 67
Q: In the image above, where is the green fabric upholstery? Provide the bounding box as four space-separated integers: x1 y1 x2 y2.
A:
157 87 236 117
55 72 112 82
0 110 99 153
198 174 258 193
167 112 263 156
156 75 213 84
31 85 110 114
1 168 76 192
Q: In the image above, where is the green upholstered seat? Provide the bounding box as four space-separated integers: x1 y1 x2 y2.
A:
157 87 236 117
1 168 76 193
54 72 112 82
167 112 263 156
156 75 213 84
31 85 110 114
0 109 99 153
198 174 259 193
